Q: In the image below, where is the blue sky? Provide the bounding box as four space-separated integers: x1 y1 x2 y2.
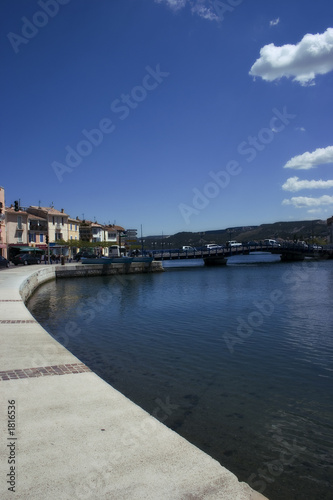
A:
1 0 333 235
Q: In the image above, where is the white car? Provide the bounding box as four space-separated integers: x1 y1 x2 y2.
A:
264 239 281 247
227 241 242 247
204 244 223 250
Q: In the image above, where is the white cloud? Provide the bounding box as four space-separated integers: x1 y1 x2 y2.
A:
282 176 333 192
154 0 218 20
270 18 280 27
191 3 219 21
283 146 333 170
282 195 333 208
154 0 187 11
249 27 333 85
307 208 326 214
295 127 306 132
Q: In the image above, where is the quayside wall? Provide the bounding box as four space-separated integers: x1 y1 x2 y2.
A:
19 261 164 301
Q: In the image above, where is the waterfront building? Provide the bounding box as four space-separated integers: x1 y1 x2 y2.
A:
5 207 29 255
105 224 126 256
0 186 7 258
27 206 69 258
79 221 126 255
27 206 69 243
28 213 48 250
91 222 104 243
103 225 119 244
79 220 93 242
102 224 124 255
68 217 80 259
68 217 80 241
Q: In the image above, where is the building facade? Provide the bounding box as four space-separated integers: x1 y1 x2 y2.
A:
27 206 69 243
28 213 48 249
68 217 80 258
6 207 29 254
1 187 127 260
68 218 80 242
0 187 7 257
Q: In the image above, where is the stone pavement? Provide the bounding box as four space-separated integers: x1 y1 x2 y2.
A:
0 265 268 499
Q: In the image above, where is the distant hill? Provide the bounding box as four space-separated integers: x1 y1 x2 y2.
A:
144 219 329 249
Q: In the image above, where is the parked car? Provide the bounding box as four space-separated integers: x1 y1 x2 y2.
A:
227 241 242 247
0 255 10 268
309 244 323 250
204 244 223 250
13 253 41 265
263 239 281 247
182 246 195 251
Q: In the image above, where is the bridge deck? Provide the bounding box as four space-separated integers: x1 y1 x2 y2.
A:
152 245 332 261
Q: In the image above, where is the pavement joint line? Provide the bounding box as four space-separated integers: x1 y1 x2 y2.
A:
0 319 37 323
0 299 23 302
0 362 91 381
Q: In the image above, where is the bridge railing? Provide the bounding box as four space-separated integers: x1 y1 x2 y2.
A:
150 243 330 260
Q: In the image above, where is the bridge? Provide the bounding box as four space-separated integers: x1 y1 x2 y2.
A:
152 243 333 265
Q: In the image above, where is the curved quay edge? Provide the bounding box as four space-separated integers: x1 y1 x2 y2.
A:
0 264 268 500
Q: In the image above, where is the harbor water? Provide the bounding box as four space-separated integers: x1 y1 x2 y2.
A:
27 254 333 500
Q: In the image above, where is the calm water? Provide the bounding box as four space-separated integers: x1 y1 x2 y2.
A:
27 254 333 500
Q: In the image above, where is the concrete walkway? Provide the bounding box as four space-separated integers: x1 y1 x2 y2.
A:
0 265 268 500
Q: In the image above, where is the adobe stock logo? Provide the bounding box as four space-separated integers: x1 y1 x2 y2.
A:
51 64 169 182
178 106 296 224
211 0 244 22
7 0 71 54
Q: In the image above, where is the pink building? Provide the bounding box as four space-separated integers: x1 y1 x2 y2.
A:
5 207 29 258
0 187 7 258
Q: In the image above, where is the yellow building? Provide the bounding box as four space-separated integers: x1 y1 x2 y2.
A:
68 217 80 258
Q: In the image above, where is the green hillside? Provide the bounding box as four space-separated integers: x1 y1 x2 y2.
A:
144 219 329 249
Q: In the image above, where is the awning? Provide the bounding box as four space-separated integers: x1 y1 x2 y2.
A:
11 246 43 252
0 244 6 248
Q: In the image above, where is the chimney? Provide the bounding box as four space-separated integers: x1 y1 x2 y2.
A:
61 208 64 213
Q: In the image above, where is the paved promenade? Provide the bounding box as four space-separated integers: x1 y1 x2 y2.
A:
0 265 268 499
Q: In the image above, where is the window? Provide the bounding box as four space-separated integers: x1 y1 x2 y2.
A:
70 223 73 230
70 236 73 240
40 234 44 243
17 231 23 243
17 216 22 229
75 224 77 231
29 233 36 243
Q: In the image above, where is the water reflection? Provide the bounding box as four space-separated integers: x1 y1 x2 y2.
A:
27 258 333 500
